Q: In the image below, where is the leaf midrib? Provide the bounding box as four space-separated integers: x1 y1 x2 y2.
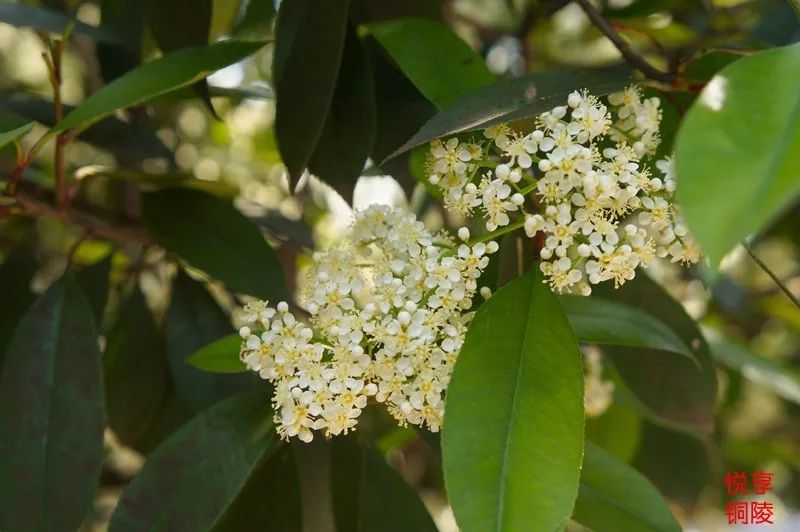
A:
495 277 535 531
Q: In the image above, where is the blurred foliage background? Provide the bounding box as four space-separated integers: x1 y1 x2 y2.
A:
1 0 799 530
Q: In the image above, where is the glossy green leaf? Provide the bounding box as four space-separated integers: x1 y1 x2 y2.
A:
187 334 247 373
55 40 265 131
704 326 800 405
560 295 692 358
0 95 171 160
110 391 278 531
104 286 170 446
0 121 33 150
147 0 217 116
273 0 349 185
308 24 376 203
75 254 112 324
387 67 631 159
593 274 717 433
0 248 37 374
0 275 105 531
210 445 302 531
443 267 584 531
573 443 681 532
142 188 285 300
675 42 800 267
0 2 124 44
367 17 494 108
330 437 438 532
165 272 258 413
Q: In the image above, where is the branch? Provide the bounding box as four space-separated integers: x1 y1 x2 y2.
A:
14 183 152 246
743 242 800 311
575 0 673 84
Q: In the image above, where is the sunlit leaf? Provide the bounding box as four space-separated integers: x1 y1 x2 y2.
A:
367 17 495 108
675 42 800 267
0 275 104 531
443 266 584 531
187 334 247 374
55 40 266 131
0 121 33 150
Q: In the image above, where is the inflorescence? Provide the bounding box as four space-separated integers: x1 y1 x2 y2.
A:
426 85 700 295
239 86 700 441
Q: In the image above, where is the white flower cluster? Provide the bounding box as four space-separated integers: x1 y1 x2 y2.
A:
238 205 497 442
426 85 700 295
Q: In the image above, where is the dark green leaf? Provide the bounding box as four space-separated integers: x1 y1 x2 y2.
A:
273 0 349 185
633 423 711 505
109 391 278 531
586 401 641 464
0 2 125 44
675 42 800 267
704 326 800 405
560 295 692 358
187 334 247 373
350 0 442 23
0 248 37 374
232 0 276 39
165 272 259 412
443 266 584 531
210 445 302 531
104 286 170 447
0 121 33 150
75 254 112 324
132 389 191 455
593 274 717 433
142 188 286 300
55 40 265 131
387 67 631 160
97 0 145 83
0 275 105 531
367 17 494 108
573 443 681 532
0 94 172 160
147 0 217 116
331 437 438 532
308 24 376 203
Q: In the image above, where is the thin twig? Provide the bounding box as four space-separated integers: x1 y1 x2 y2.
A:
575 0 673 84
743 242 800 310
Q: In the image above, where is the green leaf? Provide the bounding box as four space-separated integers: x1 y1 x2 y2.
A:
330 437 438 532
586 401 642 464
308 24 376 203
675 42 800 267
386 67 631 160
142 188 286 300
210 445 302 531
146 0 217 116
560 295 692 358
54 40 265 131
704 326 800 405
109 391 278 531
0 121 33 150
573 443 681 532
104 286 170 447
593 274 717 433
187 334 247 373
273 0 349 185
232 0 276 39
0 2 124 44
0 94 171 160
75 254 112 324
0 248 37 374
443 266 584 531
97 0 145 83
165 272 259 412
367 17 495 108
0 275 105 531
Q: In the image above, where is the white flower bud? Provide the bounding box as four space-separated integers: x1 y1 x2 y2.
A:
480 286 492 299
495 164 510 180
457 227 470 241
277 301 289 313
486 241 499 253
238 326 251 338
